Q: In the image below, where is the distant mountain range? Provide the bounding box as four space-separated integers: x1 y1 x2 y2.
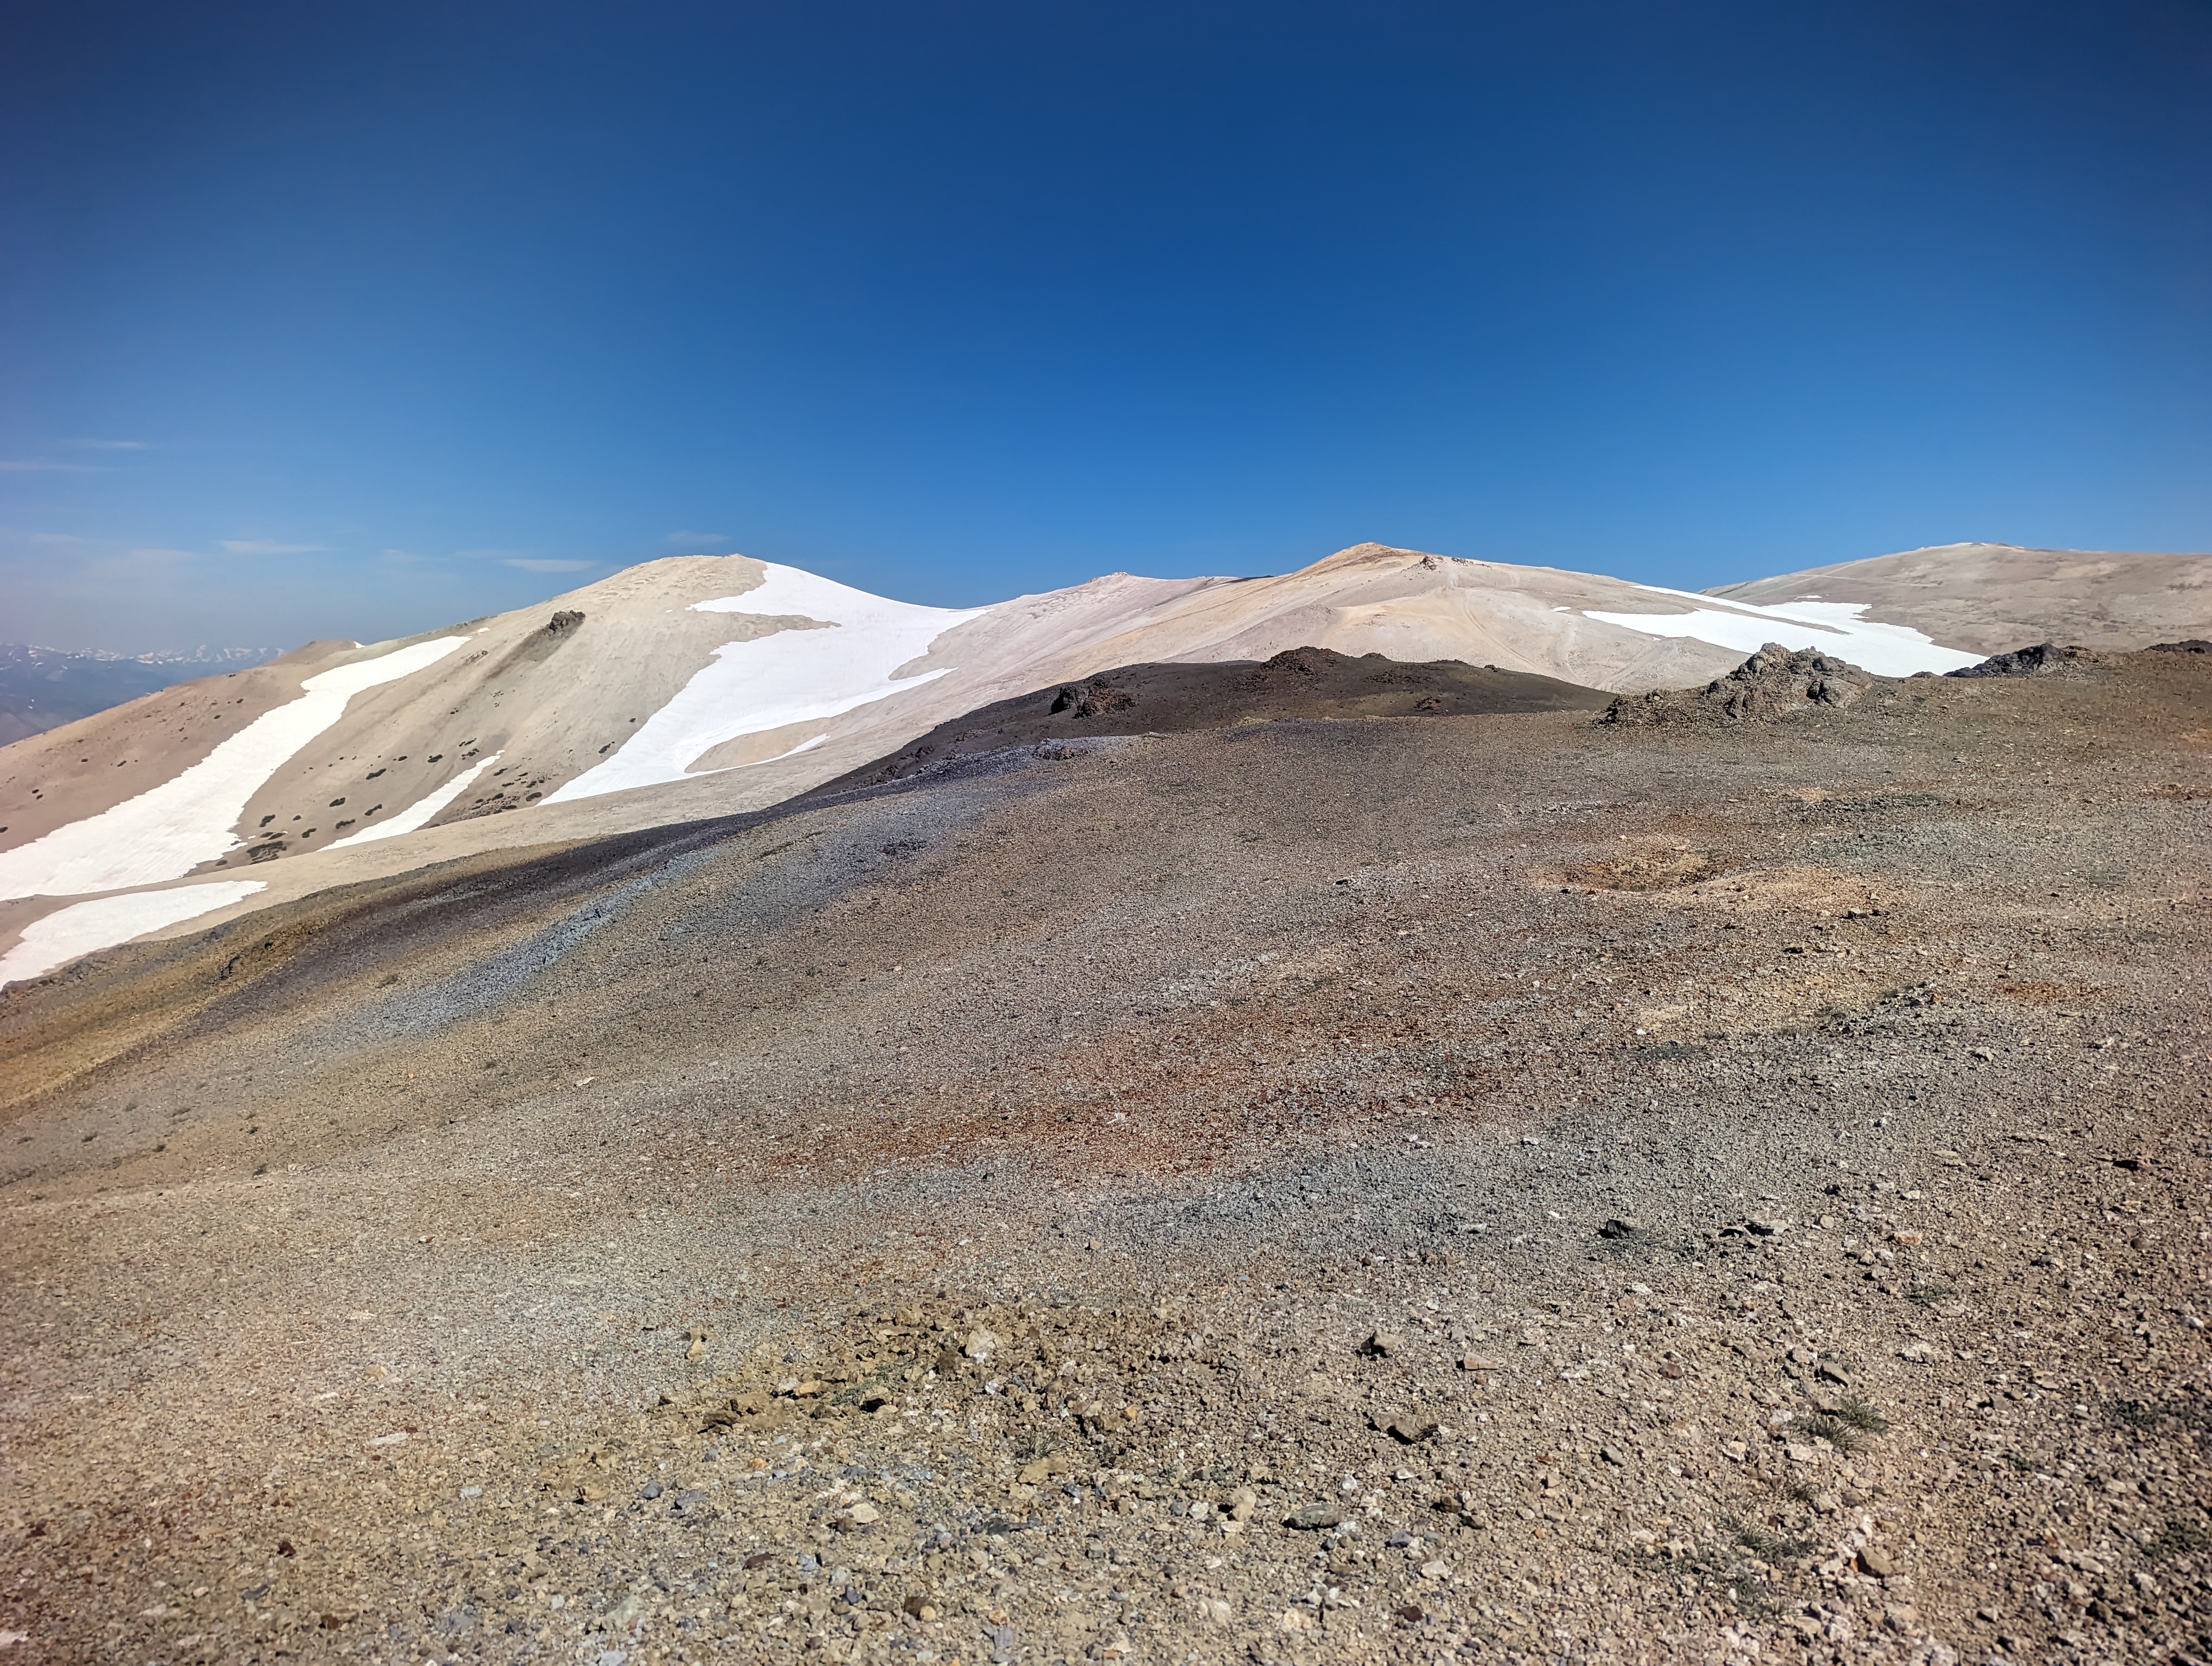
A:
0 643 279 747
1 538 2206 983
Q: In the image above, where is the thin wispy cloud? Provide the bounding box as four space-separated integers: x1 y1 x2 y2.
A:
503 558 595 573
221 539 329 555
62 438 150 451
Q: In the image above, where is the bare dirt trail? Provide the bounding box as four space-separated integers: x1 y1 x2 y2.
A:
1 651 2208 1666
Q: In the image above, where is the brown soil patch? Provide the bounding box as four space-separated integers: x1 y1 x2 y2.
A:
1561 844 1725 890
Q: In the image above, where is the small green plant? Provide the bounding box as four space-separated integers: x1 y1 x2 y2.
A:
1906 1281 1955 1308
2147 1517 2212 1560
2107 1394 2210 1432
1727 1521 1815 1564
1621 1532 1796 1619
1799 1414 1864 1454
1835 1397 1890 1436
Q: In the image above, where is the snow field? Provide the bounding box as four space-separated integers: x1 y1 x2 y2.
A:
329 753 504 848
1585 586 1984 678
0 881 267 985
0 635 470 901
544 565 987 804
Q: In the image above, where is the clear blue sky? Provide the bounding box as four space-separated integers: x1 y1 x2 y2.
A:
3 1 2207 653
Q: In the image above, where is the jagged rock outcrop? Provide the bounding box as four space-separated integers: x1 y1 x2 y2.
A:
1945 642 2102 678
1600 643 1876 726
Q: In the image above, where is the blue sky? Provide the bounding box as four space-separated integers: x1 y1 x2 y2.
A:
2 1 2207 653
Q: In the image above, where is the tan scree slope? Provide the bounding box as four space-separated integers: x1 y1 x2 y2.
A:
1709 541 2212 655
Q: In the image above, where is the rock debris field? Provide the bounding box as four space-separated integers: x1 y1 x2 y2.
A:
1 645 2208 1666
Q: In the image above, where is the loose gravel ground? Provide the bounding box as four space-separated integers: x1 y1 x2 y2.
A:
2 650 2208 1666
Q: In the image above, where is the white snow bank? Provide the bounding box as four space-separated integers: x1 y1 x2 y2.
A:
0 880 267 984
329 752 503 849
545 564 986 803
1584 587 1982 678
0 635 469 901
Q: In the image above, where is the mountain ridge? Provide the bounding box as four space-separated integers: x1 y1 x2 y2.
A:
2 537 2205 984
0 642 282 747
1707 540 2211 652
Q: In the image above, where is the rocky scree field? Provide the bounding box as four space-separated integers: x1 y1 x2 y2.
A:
0 645 2208 1666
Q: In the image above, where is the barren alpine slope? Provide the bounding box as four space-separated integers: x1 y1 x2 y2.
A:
1711 545 2212 657
1 642 2207 1665
9 539 2203 988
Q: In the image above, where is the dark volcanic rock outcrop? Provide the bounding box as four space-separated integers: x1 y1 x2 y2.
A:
1944 641 2104 677
814 646 1611 792
1601 642 1877 725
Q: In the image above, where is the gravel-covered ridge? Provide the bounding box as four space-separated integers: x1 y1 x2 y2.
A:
1 650 2208 1665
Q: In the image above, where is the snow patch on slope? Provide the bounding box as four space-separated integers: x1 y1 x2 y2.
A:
545 565 986 804
329 753 504 849
0 636 469 901
0 880 266 984
1584 587 1982 678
